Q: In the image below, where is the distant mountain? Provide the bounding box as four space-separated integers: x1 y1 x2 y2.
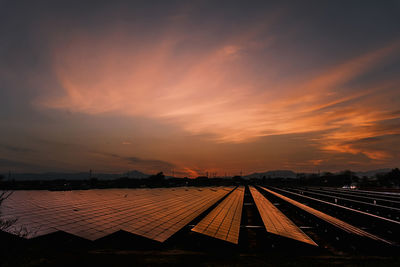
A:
3 168 395 181
3 170 150 180
355 169 392 178
244 168 394 180
245 170 297 179
124 170 150 179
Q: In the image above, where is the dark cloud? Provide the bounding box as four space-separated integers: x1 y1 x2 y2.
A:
95 152 175 171
33 138 80 149
125 157 175 170
0 158 32 168
0 144 36 153
351 134 400 148
343 137 381 145
389 110 400 116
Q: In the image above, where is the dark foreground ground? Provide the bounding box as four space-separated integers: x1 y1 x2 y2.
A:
1 230 400 267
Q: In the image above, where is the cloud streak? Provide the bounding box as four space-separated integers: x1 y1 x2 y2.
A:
35 23 400 164
0 144 36 153
2 1 399 175
92 152 175 174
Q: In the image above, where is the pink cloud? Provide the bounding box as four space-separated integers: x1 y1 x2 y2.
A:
35 26 400 169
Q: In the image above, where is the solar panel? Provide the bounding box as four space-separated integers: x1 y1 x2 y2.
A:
269 187 400 226
308 188 400 206
249 186 317 246
191 186 244 244
336 188 400 199
292 188 400 212
0 187 233 242
121 187 233 242
260 187 393 245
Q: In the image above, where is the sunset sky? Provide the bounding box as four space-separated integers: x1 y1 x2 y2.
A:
1 0 400 177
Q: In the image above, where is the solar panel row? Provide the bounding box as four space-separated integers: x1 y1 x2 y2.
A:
336 188 400 199
1 187 233 242
260 187 394 245
270 187 400 226
310 187 400 206
249 186 317 246
292 188 400 212
191 186 244 244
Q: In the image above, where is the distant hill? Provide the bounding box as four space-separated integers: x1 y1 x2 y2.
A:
244 168 394 180
3 168 394 181
124 170 150 179
355 169 391 178
245 170 297 179
3 170 150 180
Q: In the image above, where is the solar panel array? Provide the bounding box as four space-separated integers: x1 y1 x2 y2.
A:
249 186 317 246
260 187 393 245
1 187 232 242
191 186 244 244
2 186 397 246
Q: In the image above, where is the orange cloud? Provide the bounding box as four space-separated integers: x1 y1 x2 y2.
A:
322 143 391 161
35 25 400 169
309 159 324 166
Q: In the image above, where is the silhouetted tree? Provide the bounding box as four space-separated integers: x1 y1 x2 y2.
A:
262 175 266 184
378 168 400 187
338 170 357 186
90 177 98 187
195 176 208 181
232 176 243 183
0 191 16 232
149 172 165 182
